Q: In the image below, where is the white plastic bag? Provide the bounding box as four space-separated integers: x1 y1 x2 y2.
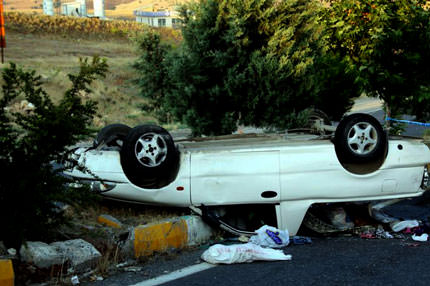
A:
249 225 289 248
390 220 419 232
201 243 292 264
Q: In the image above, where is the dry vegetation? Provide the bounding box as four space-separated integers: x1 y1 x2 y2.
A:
5 12 182 41
5 0 190 18
2 19 181 130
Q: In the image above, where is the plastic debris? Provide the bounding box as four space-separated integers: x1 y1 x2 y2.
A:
71 275 80 285
412 233 428 242
390 220 420 232
7 248 16 256
291 236 312 245
238 235 250 243
124 266 144 272
376 225 393 239
201 243 292 264
249 225 289 248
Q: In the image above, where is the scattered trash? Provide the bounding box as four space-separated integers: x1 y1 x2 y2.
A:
391 233 406 239
360 232 376 239
368 200 403 223
390 220 420 232
376 225 393 239
291 236 312 245
90 275 103 282
353 225 376 236
201 243 292 264
116 261 135 268
71 275 80 285
124 266 144 272
249 225 289 248
7 248 16 256
412 233 428 242
238 235 249 243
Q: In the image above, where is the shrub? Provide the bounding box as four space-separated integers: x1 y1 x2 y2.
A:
326 0 430 124
0 57 108 249
134 0 358 136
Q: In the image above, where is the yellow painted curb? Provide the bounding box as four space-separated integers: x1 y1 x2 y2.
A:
134 219 188 258
97 215 122 228
0 259 14 286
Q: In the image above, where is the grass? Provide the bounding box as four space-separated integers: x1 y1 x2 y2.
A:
2 30 157 130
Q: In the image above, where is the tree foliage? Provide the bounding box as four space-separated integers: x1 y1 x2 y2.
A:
326 0 430 121
135 0 358 136
0 57 107 248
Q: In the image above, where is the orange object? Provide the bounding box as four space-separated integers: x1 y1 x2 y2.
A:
0 0 5 48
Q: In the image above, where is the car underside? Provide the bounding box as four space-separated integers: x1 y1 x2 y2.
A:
63 113 430 236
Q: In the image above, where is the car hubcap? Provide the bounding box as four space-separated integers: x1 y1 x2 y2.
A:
347 122 378 155
135 133 167 167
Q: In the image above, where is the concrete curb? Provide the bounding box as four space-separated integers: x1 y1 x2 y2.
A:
133 215 213 258
0 259 14 286
97 214 123 229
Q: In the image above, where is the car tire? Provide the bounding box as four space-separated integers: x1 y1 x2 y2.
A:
335 113 387 164
120 125 180 189
94 123 132 148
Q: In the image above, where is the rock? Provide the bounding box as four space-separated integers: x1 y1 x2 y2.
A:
20 242 64 269
119 228 134 259
51 239 101 272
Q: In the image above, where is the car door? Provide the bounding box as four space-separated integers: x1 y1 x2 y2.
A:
190 149 280 205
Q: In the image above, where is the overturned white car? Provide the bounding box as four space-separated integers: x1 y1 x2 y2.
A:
65 113 430 235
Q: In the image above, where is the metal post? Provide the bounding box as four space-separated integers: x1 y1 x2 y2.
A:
0 0 5 63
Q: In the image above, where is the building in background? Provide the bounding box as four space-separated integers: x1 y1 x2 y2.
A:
43 0 54 15
44 0 104 18
134 10 181 28
93 0 105 18
61 0 87 17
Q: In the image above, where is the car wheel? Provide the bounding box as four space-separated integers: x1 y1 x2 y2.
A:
120 125 180 189
94 123 132 148
335 113 387 163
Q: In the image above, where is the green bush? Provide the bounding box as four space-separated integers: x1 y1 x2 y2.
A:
134 0 359 136
0 57 108 249
326 0 430 123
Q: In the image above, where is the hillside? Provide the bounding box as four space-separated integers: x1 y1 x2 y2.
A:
1 29 166 130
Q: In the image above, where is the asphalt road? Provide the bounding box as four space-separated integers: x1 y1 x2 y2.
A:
84 194 430 286
87 234 430 286
163 238 430 286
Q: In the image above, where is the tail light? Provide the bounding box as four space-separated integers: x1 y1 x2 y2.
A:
421 164 430 190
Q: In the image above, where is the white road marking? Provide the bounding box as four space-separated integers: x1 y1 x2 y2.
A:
130 263 216 286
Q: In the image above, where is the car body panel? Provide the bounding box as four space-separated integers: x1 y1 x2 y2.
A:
191 150 280 205
69 149 192 206
64 134 430 235
280 140 429 201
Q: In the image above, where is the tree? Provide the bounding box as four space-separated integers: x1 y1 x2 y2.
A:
0 57 107 248
134 0 359 136
326 0 430 122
